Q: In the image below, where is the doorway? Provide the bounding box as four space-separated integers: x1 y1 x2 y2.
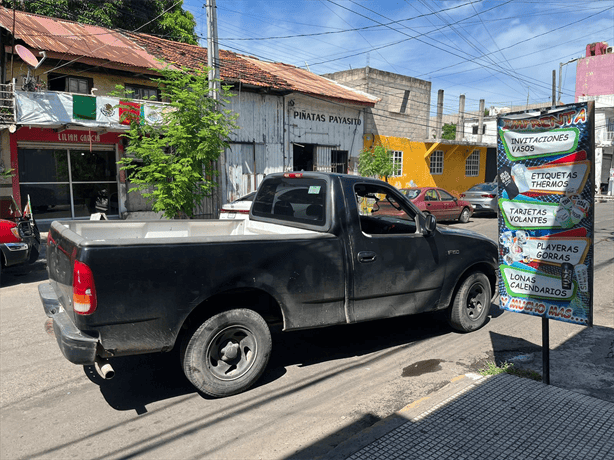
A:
293 143 315 171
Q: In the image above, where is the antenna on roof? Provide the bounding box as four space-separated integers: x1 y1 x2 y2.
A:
305 62 311 72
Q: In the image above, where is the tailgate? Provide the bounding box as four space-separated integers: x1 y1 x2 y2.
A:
45 221 84 321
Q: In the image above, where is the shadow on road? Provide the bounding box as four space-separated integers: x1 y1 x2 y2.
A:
85 304 502 413
0 259 48 287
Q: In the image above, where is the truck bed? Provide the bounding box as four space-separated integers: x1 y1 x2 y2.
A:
54 218 321 245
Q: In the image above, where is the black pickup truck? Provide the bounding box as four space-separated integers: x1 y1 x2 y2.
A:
40 172 498 397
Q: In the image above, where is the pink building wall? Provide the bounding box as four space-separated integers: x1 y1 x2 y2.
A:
575 42 614 101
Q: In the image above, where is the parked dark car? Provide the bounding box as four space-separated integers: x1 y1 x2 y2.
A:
0 196 40 273
460 183 498 215
373 187 473 223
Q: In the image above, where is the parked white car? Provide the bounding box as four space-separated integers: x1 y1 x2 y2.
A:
219 192 255 219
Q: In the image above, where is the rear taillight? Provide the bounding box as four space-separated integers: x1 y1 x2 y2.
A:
482 194 496 198
283 173 303 178
221 209 249 214
73 261 97 315
460 194 465 198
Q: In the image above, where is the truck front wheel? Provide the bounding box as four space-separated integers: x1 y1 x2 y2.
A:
182 309 272 397
448 272 491 332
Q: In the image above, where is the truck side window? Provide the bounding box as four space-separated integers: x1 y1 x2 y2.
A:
252 177 327 226
354 184 417 235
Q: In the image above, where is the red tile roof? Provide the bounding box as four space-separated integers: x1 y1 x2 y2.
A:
243 57 377 106
0 6 164 72
126 32 377 106
124 32 290 90
0 6 377 106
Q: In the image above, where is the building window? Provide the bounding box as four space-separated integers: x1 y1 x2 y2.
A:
125 84 160 101
466 150 480 177
18 147 118 219
430 150 443 175
399 90 410 113
472 125 486 135
48 73 93 94
391 150 403 176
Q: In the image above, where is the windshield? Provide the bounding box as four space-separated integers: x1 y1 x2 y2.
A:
400 189 421 199
468 183 497 192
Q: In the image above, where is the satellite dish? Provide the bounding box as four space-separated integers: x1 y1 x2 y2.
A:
15 45 39 68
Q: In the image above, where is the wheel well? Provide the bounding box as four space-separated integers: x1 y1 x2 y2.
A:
447 262 498 308
179 288 284 339
463 263 497 299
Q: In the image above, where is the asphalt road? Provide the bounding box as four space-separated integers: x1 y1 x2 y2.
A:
1 203 612 460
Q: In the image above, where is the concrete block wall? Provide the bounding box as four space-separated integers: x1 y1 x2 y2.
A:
323 67 431 140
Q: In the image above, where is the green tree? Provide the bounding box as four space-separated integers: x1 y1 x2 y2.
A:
117 65 238 219
358 144 394 182
442 123 456 140
5 0 198 44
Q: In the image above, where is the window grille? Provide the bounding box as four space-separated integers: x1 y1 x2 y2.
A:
430 150 443 175
465 150 480 177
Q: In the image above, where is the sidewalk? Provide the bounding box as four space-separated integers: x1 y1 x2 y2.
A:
323 373 613 460
321 325 614 460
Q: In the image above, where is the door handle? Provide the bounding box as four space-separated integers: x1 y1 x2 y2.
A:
358 251 377 263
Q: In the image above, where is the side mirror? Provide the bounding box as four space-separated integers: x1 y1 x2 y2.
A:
423 213 437 235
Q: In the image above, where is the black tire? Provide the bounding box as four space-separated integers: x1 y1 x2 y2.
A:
182 308 272 397
448 272 491 332
459 207 471 223
28 246 39 264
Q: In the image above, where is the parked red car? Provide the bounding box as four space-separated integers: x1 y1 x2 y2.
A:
373 187 473 223
0 196 40 273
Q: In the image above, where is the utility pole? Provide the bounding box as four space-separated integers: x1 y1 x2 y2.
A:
558 57 581 104
477 99 485 144
206 0 220 100
455 94 465 141
435 90 444 139
552 70 556 108
206 0 225 216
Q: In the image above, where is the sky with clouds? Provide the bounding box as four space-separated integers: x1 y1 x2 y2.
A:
182 0 614 117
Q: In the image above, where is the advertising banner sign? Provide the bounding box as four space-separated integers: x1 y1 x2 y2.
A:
497 102 594 326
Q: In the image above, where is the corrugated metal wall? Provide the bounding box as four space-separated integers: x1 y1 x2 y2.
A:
194 91 366 218
225 92 285 202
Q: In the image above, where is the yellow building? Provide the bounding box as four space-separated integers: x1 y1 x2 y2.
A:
363 134 490 198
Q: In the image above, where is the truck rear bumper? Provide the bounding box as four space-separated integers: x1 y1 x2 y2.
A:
39 283 99 365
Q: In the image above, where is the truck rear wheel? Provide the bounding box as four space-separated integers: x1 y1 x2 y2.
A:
448 272 491 332
182 308 272 397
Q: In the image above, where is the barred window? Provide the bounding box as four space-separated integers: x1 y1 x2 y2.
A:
391 150 403 176
430 150 443 175
465 150 480 177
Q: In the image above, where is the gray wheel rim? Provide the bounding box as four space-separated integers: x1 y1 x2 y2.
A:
205 325 258 381
466 282 486 320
